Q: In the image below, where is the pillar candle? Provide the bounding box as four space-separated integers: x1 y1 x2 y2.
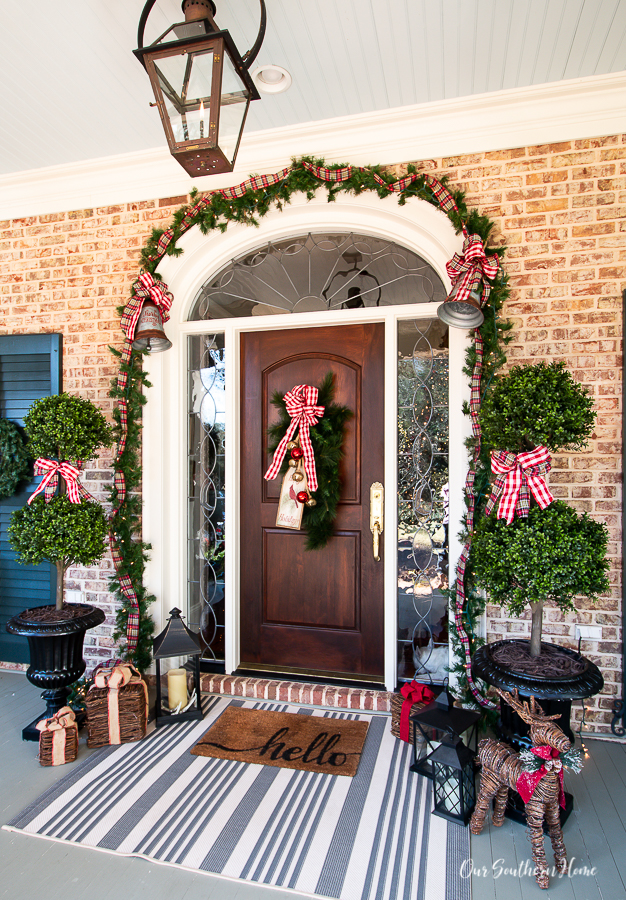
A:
167 668 188 710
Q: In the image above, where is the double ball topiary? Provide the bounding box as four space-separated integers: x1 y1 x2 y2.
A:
10 394 113 611
473 362 607 658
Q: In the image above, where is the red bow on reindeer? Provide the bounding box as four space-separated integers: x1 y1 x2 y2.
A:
446 233 499 304
120 271 173 343
264 385 325 492
516 745 566 808
486 446 554 524
28 459 93 505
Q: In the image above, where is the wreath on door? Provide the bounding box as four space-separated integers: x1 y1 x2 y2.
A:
0 418 31 500
266 372 352 550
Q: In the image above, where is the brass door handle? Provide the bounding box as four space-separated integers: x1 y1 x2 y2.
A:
372 521 381 561
370 482 383 562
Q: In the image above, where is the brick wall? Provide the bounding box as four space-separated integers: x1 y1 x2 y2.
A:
1 136 623 732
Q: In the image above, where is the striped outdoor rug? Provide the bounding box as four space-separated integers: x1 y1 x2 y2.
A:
5 696 469 900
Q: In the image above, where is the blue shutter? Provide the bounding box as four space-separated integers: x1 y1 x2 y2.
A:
0 334 61 663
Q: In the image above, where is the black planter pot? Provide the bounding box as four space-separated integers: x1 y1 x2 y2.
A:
472 638 604 828
6 603 105 741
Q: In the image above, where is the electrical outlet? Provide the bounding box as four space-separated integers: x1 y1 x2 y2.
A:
575 625 602 641
64 590 83 604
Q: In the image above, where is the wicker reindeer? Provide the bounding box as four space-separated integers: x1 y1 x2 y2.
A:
470 688 582 890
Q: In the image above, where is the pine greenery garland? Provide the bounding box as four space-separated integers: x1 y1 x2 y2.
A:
113 156 510 683
267 372 352 550
108 347 156 672
0 418 31 499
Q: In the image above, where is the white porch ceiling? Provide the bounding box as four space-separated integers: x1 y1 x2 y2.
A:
1 0 625 177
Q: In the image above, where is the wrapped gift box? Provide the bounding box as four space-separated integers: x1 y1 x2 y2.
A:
37 707 79 766
86 663 148 748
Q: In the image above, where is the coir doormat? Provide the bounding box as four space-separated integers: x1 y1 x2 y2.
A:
191 705 368 776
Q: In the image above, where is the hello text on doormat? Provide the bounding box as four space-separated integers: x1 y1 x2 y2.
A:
190 706 369 777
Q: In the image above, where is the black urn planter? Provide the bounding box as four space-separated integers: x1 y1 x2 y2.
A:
472 638 604 827
6 603 105 741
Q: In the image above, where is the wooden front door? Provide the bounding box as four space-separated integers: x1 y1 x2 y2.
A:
240 323 385 680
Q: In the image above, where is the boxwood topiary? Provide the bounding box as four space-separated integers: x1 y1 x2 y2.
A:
471 501 609 656
479 361 595 453
10 393 113 611
24 393 112 461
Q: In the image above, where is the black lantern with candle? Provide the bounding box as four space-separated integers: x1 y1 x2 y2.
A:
153 607 204 726
134 0 265 176
430 732 477 826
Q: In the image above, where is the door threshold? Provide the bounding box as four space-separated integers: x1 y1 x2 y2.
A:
235 665 385 692
200 672 392 712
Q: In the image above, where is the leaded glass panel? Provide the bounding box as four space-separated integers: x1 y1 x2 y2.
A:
188 333 225 662
189 232 446 319
397 318 449 684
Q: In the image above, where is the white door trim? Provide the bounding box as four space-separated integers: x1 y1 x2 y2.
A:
142 189 472 689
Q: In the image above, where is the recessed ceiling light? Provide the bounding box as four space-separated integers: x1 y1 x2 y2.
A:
251 64 292 94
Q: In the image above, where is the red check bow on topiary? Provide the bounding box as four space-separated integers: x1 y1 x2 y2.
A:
486 446 554 524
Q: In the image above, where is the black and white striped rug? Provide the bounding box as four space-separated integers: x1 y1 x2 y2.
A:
5 697 469 900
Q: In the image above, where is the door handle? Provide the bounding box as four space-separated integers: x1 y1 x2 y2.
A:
370 482 383 561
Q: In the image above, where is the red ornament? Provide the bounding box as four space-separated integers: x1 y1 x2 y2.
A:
290 446 304 460
296 491 309 504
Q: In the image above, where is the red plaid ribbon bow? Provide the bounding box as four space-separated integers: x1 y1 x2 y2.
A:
120 271 173 343
28 458 92 505
516 746 566 808
446 233 499 303
487 446 554 524
264 385 325 493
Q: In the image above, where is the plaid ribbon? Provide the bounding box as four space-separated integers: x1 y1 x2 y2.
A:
486 446 554 524
446 233 499 304
28 459 93 505
454 332 497 710
120 272 172 344
110 338 139 652
109 533 140 651
423 174 460 215
517 746 565 808
264 385 324 493
153 167 293 258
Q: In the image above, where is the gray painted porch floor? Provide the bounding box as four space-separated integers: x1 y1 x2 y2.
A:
1 670 625 900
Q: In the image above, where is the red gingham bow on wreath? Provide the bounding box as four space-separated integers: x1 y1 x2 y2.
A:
28 458 93 505
486 446 554 524
120 271 173 343
264 385 325 492
446 233 499 304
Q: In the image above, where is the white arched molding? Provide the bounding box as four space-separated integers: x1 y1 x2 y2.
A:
142 188 473 689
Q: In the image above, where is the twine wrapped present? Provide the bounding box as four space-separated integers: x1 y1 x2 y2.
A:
390 680 435 743
37 706 78 766
86 662 148 748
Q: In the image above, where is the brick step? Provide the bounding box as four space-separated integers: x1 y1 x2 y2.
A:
200 673 392 712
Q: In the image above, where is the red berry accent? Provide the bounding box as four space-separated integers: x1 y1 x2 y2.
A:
296 491 309 504
290 447 304 460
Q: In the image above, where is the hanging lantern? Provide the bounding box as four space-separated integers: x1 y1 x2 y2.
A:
132 301 173 353
135 0 267 176
153 607 204 726
437 281 484 329
430 733 477 826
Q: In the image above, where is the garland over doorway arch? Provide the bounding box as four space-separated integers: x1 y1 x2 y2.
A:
108 157 510 706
